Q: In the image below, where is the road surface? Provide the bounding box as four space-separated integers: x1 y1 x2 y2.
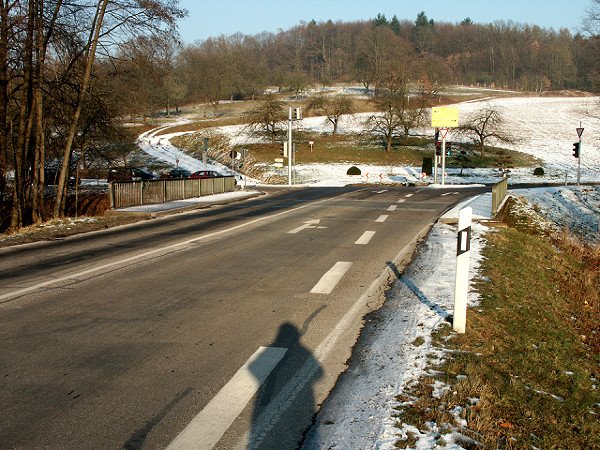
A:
0 185 485 449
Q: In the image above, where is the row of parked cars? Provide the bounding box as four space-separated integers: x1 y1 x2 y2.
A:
107 167 224 182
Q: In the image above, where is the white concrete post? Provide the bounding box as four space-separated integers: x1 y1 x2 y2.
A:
453 207 472 334
288 107 293 186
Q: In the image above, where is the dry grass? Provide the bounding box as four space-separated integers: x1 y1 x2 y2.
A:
394 200 600 448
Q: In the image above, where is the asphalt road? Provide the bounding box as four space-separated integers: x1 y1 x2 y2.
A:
0 184 486 449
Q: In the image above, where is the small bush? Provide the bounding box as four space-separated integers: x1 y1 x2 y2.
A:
347 165 361 175
533 167 545 176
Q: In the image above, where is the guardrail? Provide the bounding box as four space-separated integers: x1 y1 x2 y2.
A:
491 177 508 215
108 176 236 209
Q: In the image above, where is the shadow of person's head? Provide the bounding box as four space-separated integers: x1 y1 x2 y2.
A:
273 322 300 349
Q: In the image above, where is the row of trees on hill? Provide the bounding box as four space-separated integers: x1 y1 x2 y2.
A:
110 11 600 116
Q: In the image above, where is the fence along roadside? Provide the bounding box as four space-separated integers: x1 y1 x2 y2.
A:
109 176 236 209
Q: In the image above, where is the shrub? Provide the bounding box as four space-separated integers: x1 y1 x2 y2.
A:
533 167 545 176
347 165 361 175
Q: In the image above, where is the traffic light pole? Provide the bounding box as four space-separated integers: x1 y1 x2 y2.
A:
441 137 447 186
577 136 581 186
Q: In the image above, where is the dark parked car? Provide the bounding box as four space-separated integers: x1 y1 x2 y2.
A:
163 168 191 179
107 167 157 182
189 170 223 179
44 167 78 186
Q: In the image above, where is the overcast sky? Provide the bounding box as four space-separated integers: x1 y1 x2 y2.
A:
176 0 592 43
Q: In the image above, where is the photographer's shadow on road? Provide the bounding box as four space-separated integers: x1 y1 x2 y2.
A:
246 322 323 449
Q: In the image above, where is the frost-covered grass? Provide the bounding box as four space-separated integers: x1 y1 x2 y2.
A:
392 201 600 449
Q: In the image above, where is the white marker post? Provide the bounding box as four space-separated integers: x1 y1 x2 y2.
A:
453 207 472 334
287 107 293 185
440 128 449 186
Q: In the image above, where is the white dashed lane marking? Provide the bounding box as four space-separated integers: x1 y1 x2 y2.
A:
355 231 376 245
387 205 397 211
167 346 287 450
375 215 388 223
310 262 353 294
288 219 326 234
405 193 414 198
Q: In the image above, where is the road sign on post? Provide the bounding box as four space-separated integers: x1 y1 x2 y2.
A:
431 108 459 186
431 107 459 128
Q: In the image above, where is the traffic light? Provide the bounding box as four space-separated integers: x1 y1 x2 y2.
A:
435 140 442 156
572 142 580 158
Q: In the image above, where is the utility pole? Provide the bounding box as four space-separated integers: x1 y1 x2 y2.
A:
287 107 302 186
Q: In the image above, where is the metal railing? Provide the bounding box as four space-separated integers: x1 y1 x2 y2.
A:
108 176 236 209
491 177 508 215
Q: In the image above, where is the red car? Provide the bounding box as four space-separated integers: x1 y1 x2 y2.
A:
189 170 223 179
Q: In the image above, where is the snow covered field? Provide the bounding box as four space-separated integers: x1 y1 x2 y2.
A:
139 95 600 187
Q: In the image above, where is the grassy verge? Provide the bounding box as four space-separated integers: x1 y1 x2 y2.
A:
172 130 539 173
394 199 600 448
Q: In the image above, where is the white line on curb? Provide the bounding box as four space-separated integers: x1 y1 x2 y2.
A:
167 346 287 450
310 262 353 294
355 231 376 245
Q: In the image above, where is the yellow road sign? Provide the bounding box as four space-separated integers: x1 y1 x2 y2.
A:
431 107 459 128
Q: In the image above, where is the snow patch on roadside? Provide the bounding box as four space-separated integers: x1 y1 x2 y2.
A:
302 222 488 449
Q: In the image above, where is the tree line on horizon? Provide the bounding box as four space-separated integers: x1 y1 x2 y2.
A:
119 10 599 116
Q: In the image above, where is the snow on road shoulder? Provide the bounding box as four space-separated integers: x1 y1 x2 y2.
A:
302 222 488 449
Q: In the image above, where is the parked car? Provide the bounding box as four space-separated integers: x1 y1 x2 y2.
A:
107 167 157 182
44 167 78 186
163 168 191 179
189 170 223 179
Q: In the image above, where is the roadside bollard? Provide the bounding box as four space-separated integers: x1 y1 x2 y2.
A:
453 207 472 334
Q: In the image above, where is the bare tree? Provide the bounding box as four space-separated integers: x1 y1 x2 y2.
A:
458 104 513 156
366 93 404 152
53 0 185 219
366 84 426 151
307 95 354 136
245 95 286 143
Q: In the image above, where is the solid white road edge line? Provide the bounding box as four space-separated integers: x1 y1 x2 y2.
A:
167 346 287 450
0 193 349 303
310 262 353 294
375 214 388 223
355 231 376 245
